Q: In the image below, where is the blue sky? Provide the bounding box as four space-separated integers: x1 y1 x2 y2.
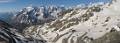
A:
0 0 111 12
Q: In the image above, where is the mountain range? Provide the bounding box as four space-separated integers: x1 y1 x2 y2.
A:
1 0 120 43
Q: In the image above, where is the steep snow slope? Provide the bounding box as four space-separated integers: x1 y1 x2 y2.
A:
14 0 120 43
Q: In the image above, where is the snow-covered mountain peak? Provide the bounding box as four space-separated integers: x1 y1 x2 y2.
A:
25 6 34 11
12 5 67 31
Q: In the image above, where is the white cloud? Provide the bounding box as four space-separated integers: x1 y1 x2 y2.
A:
0 0 14 3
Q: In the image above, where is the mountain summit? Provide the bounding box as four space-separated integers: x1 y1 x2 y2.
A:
12 6 66 31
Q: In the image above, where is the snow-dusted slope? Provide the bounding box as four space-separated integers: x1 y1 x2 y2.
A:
13 0 120 43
